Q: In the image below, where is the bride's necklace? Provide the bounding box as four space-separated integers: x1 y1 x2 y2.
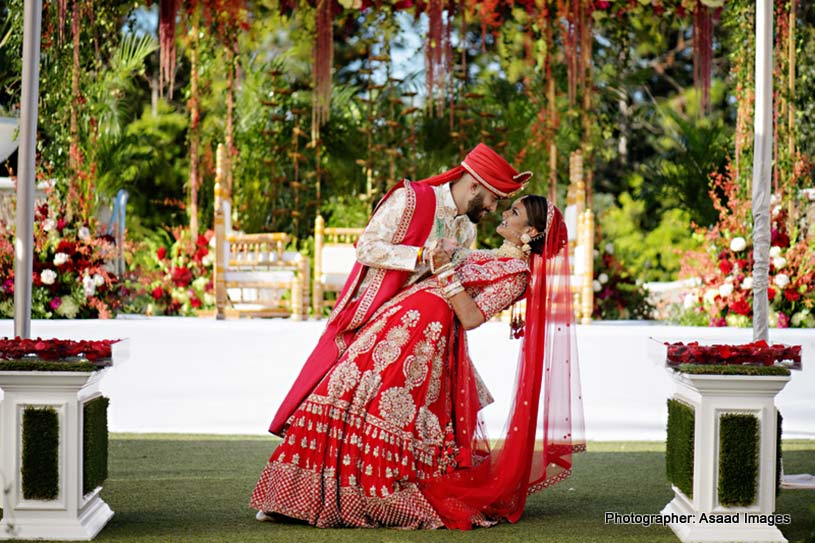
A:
493 240 527 260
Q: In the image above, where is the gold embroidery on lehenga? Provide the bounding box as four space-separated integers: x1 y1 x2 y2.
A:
379 386 416 428
373 310 419 372
352 370 383 408
425 335 446 405
415 406 444 445
328 360 361 399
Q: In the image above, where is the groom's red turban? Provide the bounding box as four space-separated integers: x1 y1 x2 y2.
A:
461 143 532 198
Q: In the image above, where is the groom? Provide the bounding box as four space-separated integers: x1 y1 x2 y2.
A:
269 143 531 436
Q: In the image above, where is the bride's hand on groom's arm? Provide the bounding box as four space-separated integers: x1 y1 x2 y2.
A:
429 242 455 270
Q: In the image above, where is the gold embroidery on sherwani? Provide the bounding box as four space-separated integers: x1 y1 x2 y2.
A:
350 183 418 331
356 183 475 284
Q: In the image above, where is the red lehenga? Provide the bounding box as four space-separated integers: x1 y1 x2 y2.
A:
251 208 584 530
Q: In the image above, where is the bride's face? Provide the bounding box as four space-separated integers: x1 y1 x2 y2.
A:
496 198 531 244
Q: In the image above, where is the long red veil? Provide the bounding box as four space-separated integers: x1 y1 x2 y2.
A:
420 205 585 529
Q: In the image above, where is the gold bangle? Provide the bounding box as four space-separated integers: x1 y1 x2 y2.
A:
433 262 453 276
444 283 464 298
417 246 424 265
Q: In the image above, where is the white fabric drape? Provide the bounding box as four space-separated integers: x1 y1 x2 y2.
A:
751 0 773 342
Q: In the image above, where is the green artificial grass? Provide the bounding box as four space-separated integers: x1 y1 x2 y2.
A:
718 413 759 506
84 397 110 494
2 436 813 543
677 364 791 376
21 407 59 500
666 399 694 498
0 360 98 372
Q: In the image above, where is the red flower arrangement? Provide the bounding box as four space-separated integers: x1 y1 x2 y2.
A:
666 341 802 370
0 337 120 367
122 227 214 316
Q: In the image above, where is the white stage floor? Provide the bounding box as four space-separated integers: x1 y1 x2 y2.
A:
1 318 813 441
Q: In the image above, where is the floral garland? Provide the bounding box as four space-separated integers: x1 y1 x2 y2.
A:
666 340 801 369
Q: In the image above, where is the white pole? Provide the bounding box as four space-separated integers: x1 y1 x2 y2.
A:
13 0 43 339
751 0 773 342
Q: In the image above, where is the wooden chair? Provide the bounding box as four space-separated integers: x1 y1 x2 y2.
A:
212 145 310 320
222 232 310 319
312 214 364 317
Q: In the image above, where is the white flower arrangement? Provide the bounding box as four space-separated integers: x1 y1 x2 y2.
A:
729 237 746 252
770 246 782 258
42 218 56 232
53 252 70 266
772 256 787 269
773 274 790 288
741 276 753 290
78 226 91 241
83 274 96 297
598 273 609 284
41 269 57 285
718 283 734 297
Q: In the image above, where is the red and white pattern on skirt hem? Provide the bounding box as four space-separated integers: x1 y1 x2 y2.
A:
250 461 444 529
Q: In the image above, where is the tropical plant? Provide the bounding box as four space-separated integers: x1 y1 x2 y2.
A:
94 102 189 234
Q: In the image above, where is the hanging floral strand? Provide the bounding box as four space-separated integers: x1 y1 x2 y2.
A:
57 0 68 44
159 0 182 99
558 0 591 106
426 0 444 116
312 0 334 140
442 0 456 119
693 3 713 114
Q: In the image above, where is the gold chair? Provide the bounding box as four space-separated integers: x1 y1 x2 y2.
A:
212 145 310 320
312 214 364 317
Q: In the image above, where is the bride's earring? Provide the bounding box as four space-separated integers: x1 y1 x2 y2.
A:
520 232 531 255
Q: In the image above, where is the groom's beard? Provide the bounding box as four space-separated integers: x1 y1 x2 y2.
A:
465 193 487 224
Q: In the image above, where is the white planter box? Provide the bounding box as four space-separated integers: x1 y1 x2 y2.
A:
0 341 128 540
662 371 791 543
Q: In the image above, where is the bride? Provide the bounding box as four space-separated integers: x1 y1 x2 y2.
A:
250 194 584 530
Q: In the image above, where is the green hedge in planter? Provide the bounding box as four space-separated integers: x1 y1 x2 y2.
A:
777 410 783 498
22 407 59 500
0 360 98 372
666 399 694 498
719 413 759 506
83 396 110 494
676 364 791 376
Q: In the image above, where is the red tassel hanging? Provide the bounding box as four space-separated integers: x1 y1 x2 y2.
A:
159 0 181 99
312 0 334 140
57 0 68 44
426 0 444 116
558 0 579 105
693 4 713 114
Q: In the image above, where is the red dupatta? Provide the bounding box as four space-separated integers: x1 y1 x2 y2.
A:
420 205 585 529
269 175 453 436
